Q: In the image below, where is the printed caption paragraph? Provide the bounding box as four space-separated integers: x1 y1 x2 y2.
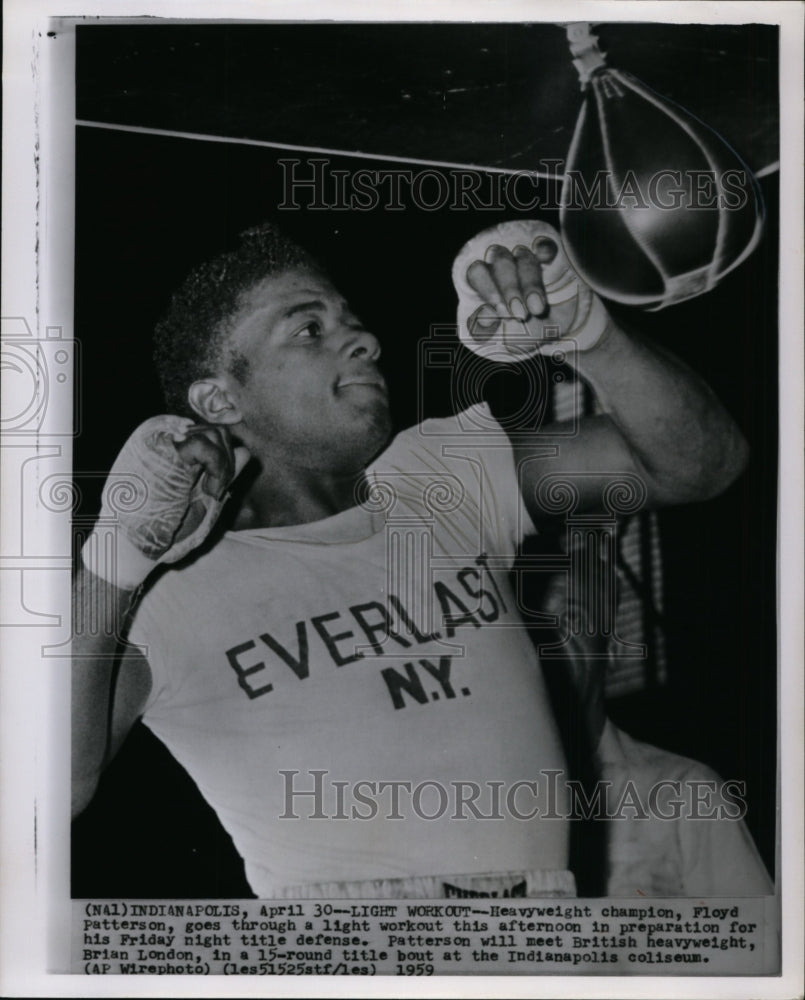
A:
73 897 779 976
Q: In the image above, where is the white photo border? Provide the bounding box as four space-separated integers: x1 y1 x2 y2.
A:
1 1 802 997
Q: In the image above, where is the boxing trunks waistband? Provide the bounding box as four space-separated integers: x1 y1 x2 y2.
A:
263 869 576 899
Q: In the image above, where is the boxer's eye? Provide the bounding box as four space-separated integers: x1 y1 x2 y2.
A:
293 321 322 340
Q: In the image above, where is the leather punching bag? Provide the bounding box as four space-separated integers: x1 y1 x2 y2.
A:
559 24 764 311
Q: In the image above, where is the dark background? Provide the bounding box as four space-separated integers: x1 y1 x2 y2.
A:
70 22 778 897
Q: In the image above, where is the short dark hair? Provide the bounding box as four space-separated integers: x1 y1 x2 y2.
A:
153 223 322 415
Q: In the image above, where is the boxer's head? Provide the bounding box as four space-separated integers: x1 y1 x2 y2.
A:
154 224 391 475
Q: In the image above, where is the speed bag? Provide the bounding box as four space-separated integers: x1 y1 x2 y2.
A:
559 67 765 311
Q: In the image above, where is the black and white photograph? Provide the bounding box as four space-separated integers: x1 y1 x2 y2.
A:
1 1 803 995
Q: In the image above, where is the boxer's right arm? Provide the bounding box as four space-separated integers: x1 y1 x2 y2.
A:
71 417 249 818
71 569 152 818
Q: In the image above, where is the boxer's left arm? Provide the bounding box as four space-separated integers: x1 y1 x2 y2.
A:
454 221 748 519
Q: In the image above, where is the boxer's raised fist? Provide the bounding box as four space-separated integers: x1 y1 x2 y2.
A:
452 219 611 362
82 415 250 589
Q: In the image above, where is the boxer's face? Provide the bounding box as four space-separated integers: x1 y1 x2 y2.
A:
220 268 392 472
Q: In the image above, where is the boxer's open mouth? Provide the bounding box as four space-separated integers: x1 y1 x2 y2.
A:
335 372 387 392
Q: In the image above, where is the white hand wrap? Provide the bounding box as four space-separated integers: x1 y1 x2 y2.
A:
81 415 230 590
452 219 611 362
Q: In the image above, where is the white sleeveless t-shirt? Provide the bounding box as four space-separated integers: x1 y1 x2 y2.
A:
129 404 572 895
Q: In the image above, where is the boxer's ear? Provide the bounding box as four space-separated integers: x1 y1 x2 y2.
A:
188 378 242 426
